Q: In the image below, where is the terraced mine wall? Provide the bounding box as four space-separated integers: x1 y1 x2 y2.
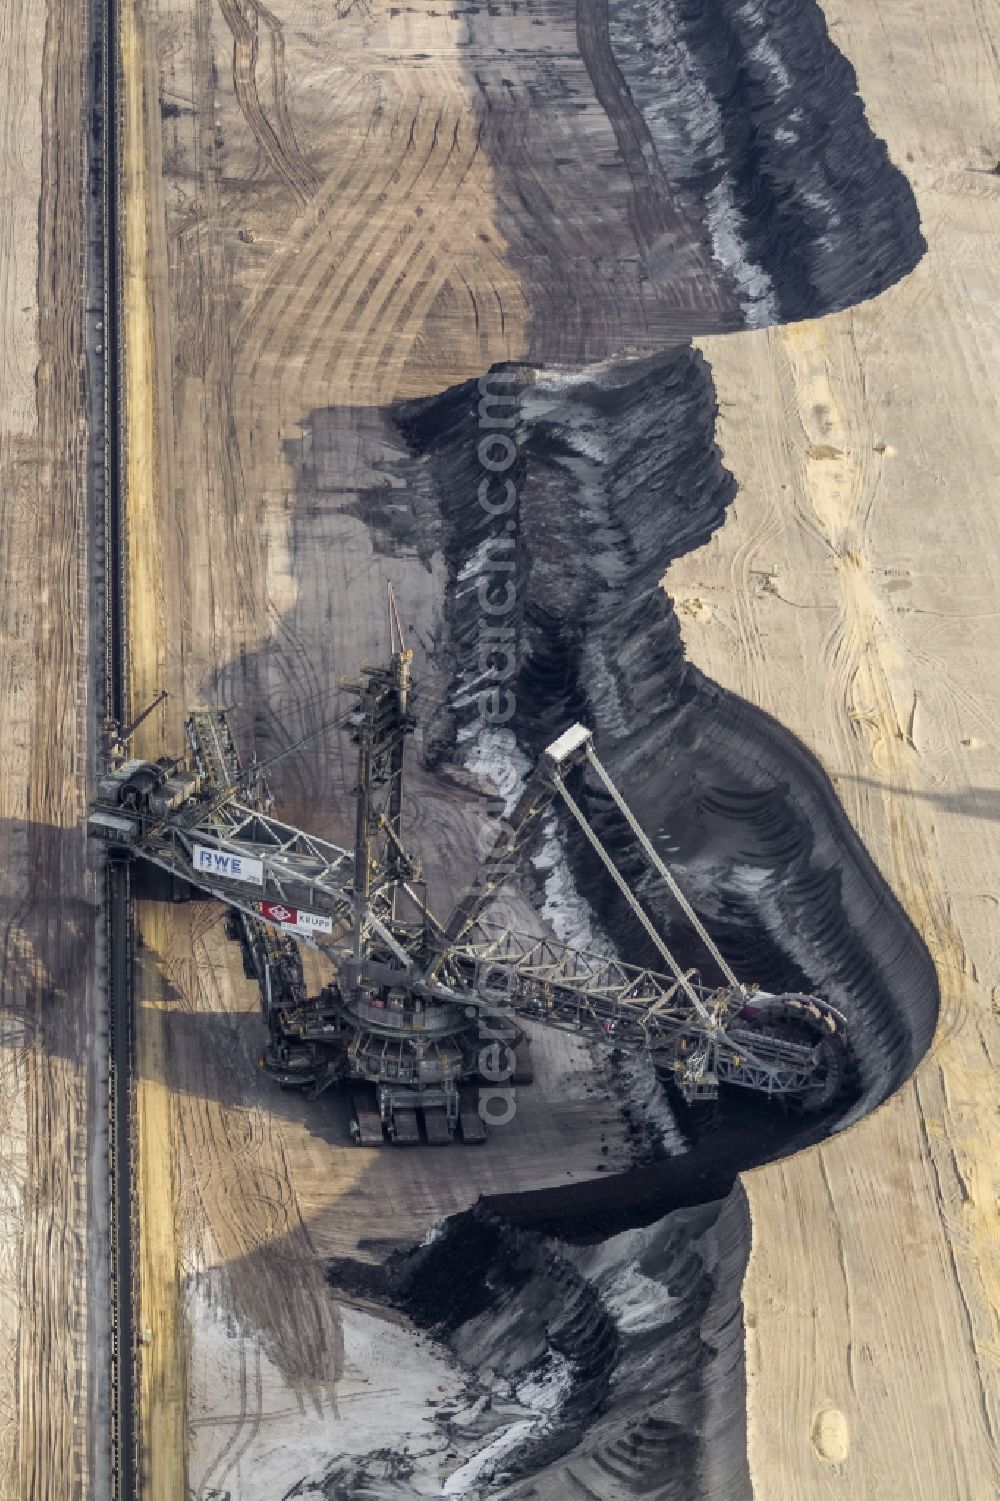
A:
389 347 938 1165
328 1188 752 1499
457 0 923 349
318 343 936 1497
602 0 924 321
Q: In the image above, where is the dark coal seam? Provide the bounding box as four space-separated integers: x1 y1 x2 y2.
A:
576 0 686 251
326 1188 752 1501
605 0 925 320
385 352 938 1213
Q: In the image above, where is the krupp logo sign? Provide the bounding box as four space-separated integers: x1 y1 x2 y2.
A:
192 844 265 888
297 909 333 935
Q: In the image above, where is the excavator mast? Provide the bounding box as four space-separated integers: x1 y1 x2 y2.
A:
341 584 417 978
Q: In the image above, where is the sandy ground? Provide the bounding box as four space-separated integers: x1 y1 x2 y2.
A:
665 0 1000 1492
0 0 104 1488
112 0 1000 1491
0 0 43 1464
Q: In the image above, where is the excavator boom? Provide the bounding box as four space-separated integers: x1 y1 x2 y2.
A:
88 634 850 1137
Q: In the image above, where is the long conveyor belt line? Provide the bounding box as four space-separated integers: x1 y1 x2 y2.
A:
107 856 137 1499
100 0 137 1479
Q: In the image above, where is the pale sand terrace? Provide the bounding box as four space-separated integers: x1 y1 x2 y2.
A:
666 0 1000 1491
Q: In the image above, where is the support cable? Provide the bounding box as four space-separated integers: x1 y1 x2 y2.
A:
584 745 748 1001
548 770 714 1027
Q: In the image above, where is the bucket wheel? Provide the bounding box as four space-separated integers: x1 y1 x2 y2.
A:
736 994 852 1112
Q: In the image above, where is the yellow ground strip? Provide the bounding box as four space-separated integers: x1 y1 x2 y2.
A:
120 0 188 1492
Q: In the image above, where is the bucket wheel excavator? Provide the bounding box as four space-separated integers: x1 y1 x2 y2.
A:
89 593 850 1143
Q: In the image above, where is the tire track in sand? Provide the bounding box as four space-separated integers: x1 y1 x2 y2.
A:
313 114 524 404
228 75 373 361
218 0 320 205
233 89 421 411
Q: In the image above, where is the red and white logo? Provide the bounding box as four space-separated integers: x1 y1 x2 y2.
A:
261 900 298 926
259 901 333 936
